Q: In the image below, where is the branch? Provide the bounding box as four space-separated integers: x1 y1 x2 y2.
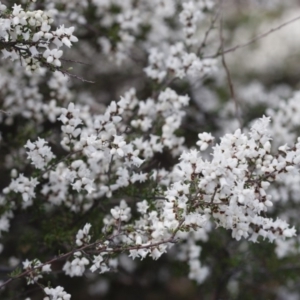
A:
197 10 220 56
60 58 92 66
0 218 186 290
218 4 242 128
54 66 95 84
205 14 300 58
0 109 10 115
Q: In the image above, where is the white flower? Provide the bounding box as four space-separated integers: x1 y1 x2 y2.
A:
196 132 214 151
137 200 149 214
44 286 71 300
75 223 92 246
111 200 131 222
25 138 55 170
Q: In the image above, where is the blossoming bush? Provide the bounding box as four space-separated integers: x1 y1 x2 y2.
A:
1 0 300 299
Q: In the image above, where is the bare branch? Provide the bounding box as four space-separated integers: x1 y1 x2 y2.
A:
197 10 220 56
60 58 92 66
57 67 95 84
205 14 300 58
218 3 242 128
0 109 10 115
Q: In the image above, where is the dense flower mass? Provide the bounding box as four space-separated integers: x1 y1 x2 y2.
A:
0 2 78 72
1 0 300 299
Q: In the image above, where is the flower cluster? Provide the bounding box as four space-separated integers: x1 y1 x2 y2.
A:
3 99 298 295
22 259 51 285
75 223 92 246
44 286 71 300
145 43 217 82
25 138 55 170
176 116 297 242
179 2 204 45
63 251 89 277
4 174 39 203
1 0 300 299
0 3 78 72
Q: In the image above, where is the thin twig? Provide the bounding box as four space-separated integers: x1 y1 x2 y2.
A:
197 10 220 56
0 109 10 115
60 58 92 66
205 14 300 58
219 5 242 128
210 185 219 205
58 67 95 83
0 218 186 289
